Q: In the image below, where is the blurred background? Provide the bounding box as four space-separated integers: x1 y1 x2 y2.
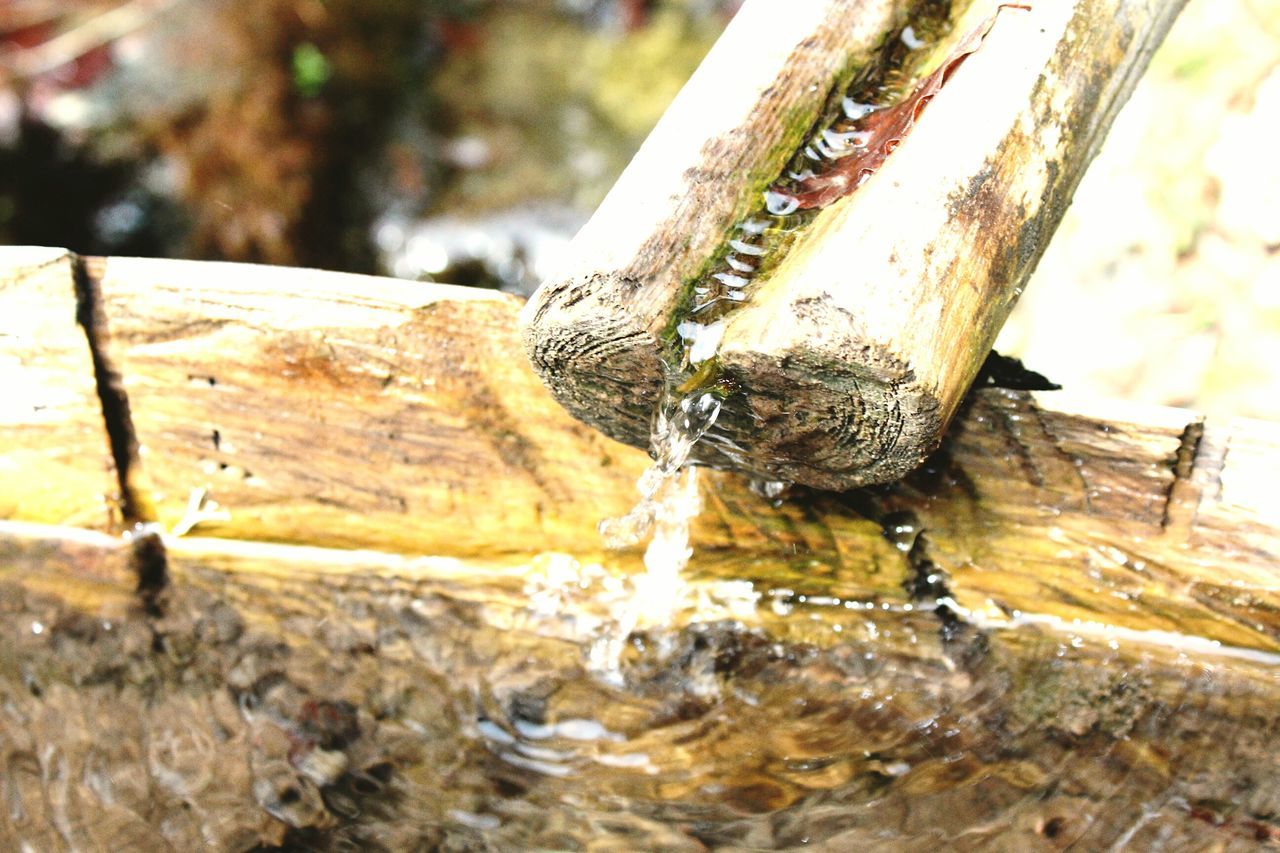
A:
2 0 1277 420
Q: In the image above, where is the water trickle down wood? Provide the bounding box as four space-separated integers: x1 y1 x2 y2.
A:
522 0 1191 491
596 3 1023 643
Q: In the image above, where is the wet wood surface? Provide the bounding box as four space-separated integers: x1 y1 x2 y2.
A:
522 0 1188 489
2 249 1277 652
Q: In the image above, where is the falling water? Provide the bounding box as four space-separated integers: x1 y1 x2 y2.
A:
589 7 967 679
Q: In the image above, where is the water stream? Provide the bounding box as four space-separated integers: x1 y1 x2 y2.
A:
594 2 972 674
5 4 1278 850
7 544 1277 850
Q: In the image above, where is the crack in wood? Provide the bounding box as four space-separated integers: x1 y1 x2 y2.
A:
1025 401 1096 515
71 254 151 527
1161 418 1205 533
71 252 169 605
994 403 1047 488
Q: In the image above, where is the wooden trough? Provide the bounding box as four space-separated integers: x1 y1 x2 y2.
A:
2 247 1278 848
522 0 1190 490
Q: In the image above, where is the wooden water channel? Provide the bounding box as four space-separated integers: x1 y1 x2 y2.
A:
2 248 1277 848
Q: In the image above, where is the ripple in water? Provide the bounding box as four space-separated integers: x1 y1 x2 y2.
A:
5 540 1279 849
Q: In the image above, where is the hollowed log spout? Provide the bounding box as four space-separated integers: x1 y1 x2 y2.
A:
521 0 1187 490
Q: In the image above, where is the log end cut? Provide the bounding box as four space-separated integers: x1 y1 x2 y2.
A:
523 275 946 489
713 330 945 490
520 274 665 452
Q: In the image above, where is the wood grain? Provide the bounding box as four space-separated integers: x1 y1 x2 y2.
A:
883 390 1280 652
84 255 650 556
0 247 115 529
521 0 1188 489
0 251 1265 651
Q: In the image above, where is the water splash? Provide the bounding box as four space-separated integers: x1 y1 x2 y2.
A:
592 458 704 683
590 6 972 678
524 479 764 687
599 391 718 543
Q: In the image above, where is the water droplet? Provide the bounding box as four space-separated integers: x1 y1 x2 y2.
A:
882 511 919 552
686 320 726 365
712 272 750 290
842 97 877 121
763 191 800 216
749 479 790 500
822 129 871 151
677 392 722 436
729 237 767 256
814 139 841 160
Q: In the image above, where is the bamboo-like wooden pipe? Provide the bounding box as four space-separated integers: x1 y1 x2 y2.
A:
521 0 1186 490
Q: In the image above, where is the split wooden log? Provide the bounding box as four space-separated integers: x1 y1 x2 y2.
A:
79 255 648 555
521 0 1188 490
2 252 1277 652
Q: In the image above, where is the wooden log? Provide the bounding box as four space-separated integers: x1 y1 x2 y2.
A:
81 255 650 556
0 247 116 529
521 0 912 464
5 252 1277 652
893 390 1280 652
521 0 1188 490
